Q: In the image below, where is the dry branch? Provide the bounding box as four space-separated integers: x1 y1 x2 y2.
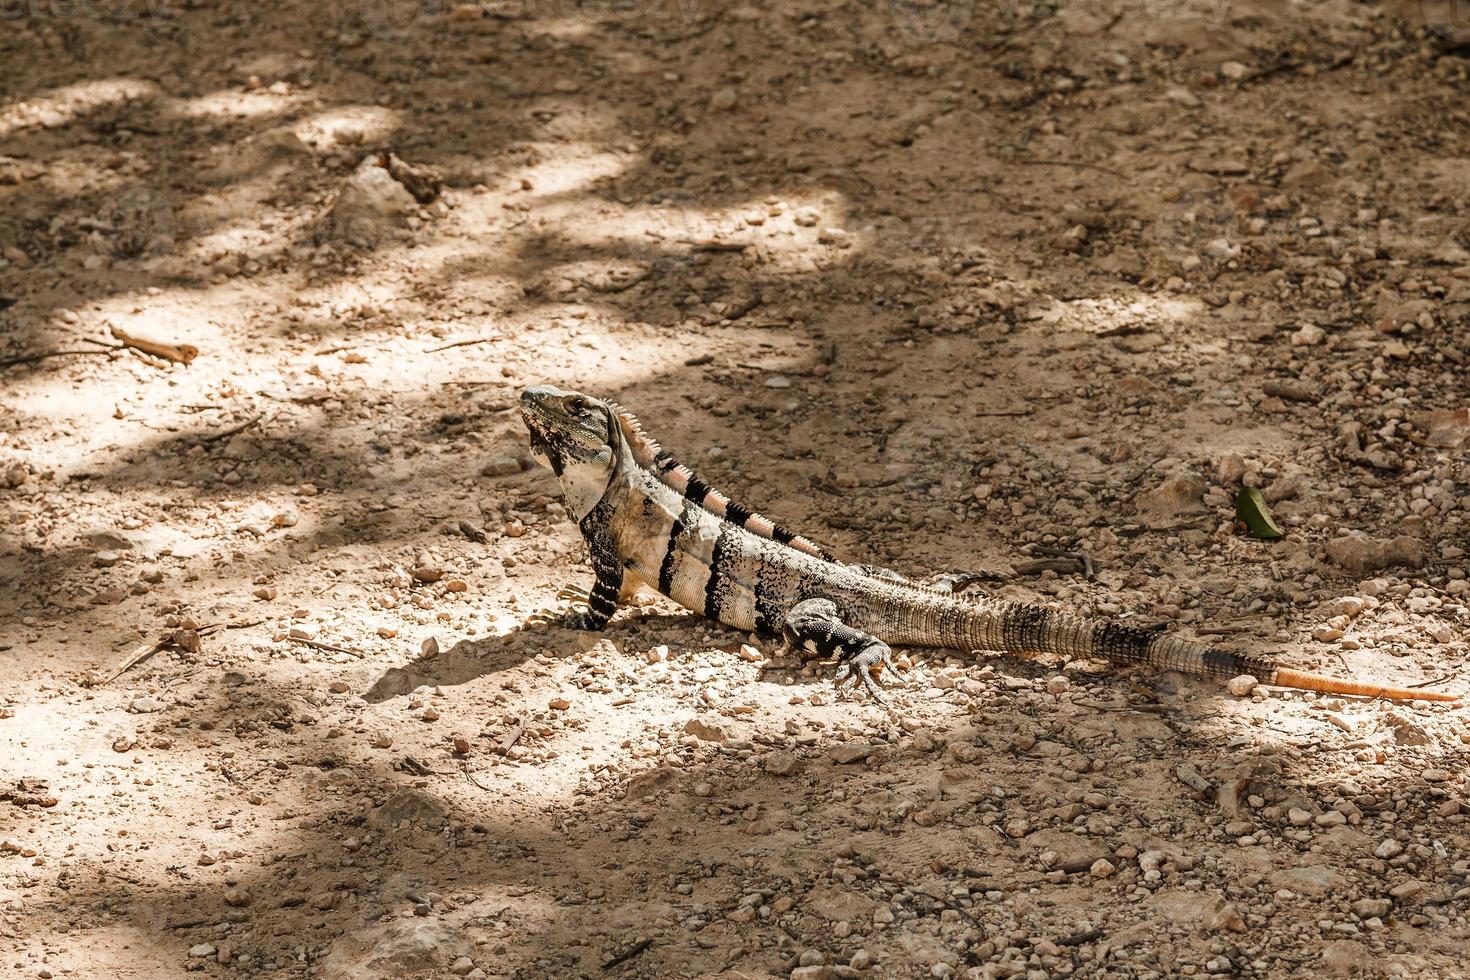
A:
0 348 118 370
426 337 494 353
96 625 220 686
195 412 267 446
108 323 199 365
287 636 365 658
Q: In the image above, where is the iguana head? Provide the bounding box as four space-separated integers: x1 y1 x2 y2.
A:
519 385 623 518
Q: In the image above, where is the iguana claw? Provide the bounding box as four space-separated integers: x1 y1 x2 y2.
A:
527 605 591 629
833 644 905 706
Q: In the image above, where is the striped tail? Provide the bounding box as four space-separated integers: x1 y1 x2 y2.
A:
607 400 835 561
932 599 1460 704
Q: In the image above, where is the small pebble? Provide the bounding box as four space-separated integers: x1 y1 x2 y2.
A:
1291 323 1325 346
1227 675 1258 697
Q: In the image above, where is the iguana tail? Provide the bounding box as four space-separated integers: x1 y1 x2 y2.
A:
891 595 1460 703
1265 667 1457 702
1070 616 1459 703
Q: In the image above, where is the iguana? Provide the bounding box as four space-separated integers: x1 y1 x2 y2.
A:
517 384 1458 705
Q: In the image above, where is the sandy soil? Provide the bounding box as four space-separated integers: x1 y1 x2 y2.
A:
3 0 1470 977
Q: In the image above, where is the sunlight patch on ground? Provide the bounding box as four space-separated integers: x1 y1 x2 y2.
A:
3 156 136 209
0 78 159 137
543 188 863 272
294 106 405 152
491 144 631 200
1034 293 1210 335
0 369 205 467
161 89 306 122
176 215 293 268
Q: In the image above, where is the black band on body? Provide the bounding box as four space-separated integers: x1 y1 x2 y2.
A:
704 524 733 620
657 502 697 597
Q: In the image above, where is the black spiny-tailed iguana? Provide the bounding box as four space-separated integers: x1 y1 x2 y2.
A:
517 384 1457 705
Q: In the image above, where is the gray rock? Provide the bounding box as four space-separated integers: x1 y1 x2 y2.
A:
1136 471 1206 522
1373 839 1403 859
683 717 729 743
1352 898 1391 918
320 919 474 980
791 967 859 980
828 743 879 764
765 750 800 776
1325 533 1426 576
327 156 417 247
1269 865 1342 897
1319 940 1371 977
1215 454 1246 484
367 788 449 829
480 457 523 477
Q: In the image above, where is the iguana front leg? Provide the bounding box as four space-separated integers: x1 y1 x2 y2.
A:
783 598 904 704
530 505 625 630
528 560 623 630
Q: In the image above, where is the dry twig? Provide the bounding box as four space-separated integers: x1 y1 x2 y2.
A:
287 636 365 658
602 939 653 971
1014 157 1126 178
107 323 199 364
426 337 495 353
0 348 119 369
97 624 224 686
195 412 268 446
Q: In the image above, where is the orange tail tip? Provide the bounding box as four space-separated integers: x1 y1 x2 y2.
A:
1270 668 1460 703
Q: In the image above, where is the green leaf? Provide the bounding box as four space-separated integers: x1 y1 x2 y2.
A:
1235 487 1284 540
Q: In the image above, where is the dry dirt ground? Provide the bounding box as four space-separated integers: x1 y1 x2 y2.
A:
4 0 1470 977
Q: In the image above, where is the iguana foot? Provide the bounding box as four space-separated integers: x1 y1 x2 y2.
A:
557 585 592 603
926 570 1002 594
834 643 905 705
855 565 1002 596
851 563 911 585
783 598 906 707
527 606 590 629
527 585 597 629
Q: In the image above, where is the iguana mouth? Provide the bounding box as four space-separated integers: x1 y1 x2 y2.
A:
518 386 594 476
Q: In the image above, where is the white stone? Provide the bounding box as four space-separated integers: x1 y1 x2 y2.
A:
1374 839 1404 859
1291 323 1325 346
1227 675 1258 697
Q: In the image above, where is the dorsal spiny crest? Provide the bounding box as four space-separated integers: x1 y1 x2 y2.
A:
606 400 834 561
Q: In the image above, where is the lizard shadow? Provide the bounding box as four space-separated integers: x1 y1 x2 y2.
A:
361 611 751 704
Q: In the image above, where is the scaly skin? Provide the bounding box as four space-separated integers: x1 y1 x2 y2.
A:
518 385 1458 705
